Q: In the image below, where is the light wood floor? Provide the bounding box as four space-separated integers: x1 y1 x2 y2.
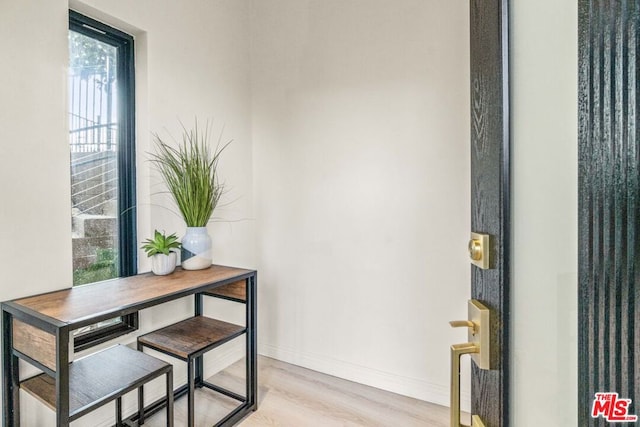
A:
143 356 451 427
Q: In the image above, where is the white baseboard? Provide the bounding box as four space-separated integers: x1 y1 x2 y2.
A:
259 342 470 413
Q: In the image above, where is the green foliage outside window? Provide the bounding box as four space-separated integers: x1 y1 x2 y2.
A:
69 31 116 76
73 248 118 286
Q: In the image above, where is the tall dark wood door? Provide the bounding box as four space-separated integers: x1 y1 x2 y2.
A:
578 1 640 425
468 0 510 426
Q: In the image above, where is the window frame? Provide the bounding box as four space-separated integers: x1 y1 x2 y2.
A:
69 10 138 351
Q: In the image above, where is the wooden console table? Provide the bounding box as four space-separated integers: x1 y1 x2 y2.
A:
1 265 257 427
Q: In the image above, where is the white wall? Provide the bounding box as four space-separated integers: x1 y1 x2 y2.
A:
511 0 578 425
0 0 71 298
250 0 472 408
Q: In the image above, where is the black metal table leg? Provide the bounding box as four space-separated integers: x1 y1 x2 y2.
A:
194 293 204 387
188 357 195 427
137 341 146 426
2 310 19 427
55 326 71 427
116 397 122 426
166 369 174 427
246 275 257 410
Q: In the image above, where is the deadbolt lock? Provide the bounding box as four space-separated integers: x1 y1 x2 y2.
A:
468 240 482 261
468 232 490 269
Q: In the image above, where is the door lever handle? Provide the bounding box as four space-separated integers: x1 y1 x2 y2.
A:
449 320 476 335
449 300 491 427
451 343 479 427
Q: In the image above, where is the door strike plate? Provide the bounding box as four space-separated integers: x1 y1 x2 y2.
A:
469 232 490 269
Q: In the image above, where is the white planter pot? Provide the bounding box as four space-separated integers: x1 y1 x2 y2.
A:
151 252 177 275
181 227 212 270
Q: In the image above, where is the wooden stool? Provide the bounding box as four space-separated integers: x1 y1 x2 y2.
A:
21 344 174 426
138 316 245 427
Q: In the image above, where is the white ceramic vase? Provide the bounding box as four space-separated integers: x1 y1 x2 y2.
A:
181 227 212 270
151 252 177 275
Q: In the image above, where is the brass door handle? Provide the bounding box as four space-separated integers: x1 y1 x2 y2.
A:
449 300 491 427
450 343 479 427
449 320 477 335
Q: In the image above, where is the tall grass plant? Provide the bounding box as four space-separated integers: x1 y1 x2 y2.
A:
150 120 230 227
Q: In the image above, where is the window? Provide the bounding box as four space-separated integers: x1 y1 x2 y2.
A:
68 11 137 351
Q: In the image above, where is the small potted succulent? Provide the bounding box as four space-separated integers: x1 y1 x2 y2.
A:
141 230 181 275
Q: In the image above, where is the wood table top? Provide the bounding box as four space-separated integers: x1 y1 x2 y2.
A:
9 265 254 326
